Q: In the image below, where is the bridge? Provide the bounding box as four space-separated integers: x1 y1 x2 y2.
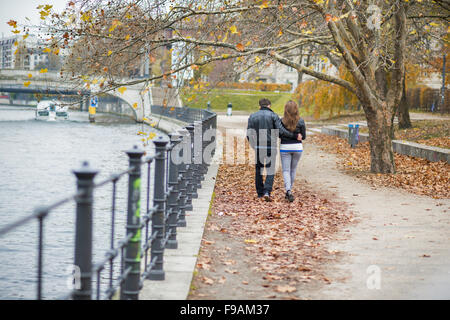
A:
0 74 183 122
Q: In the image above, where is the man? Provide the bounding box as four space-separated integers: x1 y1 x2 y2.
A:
246 98 301 201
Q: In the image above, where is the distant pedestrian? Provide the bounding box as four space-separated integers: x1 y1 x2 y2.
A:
279 100 306 202
246 98 302 201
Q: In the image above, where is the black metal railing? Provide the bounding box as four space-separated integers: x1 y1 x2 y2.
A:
0 108 217 300
151 105 218 125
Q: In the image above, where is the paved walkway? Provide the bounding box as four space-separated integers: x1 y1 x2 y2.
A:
217 114 450 299
140 114 449 299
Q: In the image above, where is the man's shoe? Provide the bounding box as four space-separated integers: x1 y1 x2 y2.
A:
286 191 294 203
264 193 272 202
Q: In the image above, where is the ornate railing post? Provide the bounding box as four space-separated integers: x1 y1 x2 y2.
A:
201 118 208 179
120 145 145 300
184 125 195 211
166 133 182 249
193 120 204 188
148 136 169 280
72 161 98 300
186 125 198 200
176 128 189 226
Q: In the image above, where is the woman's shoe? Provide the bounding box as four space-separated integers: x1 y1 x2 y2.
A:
286 190 294 202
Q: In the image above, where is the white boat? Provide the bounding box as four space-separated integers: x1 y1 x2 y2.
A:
35 100 69 121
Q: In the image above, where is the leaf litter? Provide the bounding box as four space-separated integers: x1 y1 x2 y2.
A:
190 139 354 299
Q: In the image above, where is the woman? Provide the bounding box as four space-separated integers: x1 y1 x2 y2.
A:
279 100 306 202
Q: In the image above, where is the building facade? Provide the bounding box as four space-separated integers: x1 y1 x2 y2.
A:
0 35 51 71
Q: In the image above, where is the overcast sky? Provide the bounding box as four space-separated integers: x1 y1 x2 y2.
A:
0 0 68 38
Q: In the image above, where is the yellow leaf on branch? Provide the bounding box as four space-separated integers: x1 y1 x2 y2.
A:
229 25 238 34
81 11 91 22
23 81 31 87
7 20 17 28
259 1 269 9
236 43 245 51
117 87 127 94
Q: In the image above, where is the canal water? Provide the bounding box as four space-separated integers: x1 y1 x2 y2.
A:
0 105 163 299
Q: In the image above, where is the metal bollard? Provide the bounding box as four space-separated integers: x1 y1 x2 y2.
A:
193 120 203 188
184 125 196 209
166 133 182 249
121 145 145 300
211 115 217 157
72 161 98 300
200 119 207 179
186 124 199 199
348 124 354 146
148 136 169 280
177 129 189 226
348 124 359 148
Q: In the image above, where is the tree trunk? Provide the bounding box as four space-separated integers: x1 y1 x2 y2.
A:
397 76 412 129
365 107 396 174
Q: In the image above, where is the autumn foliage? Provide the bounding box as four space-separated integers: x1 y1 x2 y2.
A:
309 134 450 199
293 67 359 119
406 86 450 113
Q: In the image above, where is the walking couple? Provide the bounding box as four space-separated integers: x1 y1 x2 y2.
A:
246 98 306 202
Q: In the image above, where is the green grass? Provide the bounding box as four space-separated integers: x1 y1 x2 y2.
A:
180 88 295 116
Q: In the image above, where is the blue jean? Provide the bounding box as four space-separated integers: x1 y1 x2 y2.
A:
280 151 302 191
255 148 276 196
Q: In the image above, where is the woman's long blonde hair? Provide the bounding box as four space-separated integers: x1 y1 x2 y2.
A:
282 100 300 132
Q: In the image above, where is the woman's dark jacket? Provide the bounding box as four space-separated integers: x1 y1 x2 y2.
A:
279 118 306 144
246 107 298 149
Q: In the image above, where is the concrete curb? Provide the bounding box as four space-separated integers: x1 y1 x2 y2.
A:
320 126 449 163
144 115 187 134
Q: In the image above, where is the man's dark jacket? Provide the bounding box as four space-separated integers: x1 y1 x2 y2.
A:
246 106 297 149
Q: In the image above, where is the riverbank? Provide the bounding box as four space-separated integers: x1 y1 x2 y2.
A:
0 106 162 299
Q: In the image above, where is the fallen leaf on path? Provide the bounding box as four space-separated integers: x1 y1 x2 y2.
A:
275 285 297 293
202 277 214 285
225 269 239 274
